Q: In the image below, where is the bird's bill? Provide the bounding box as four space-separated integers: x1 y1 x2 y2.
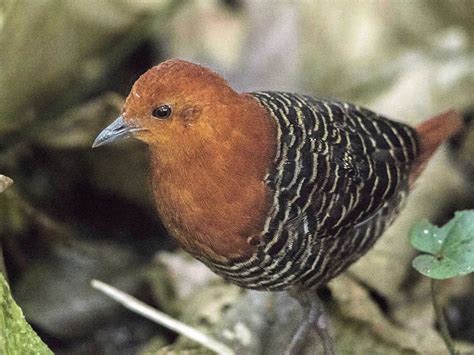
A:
92 116 140 148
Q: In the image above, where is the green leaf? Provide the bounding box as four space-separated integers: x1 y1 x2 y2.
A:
409 220 446 254
0 273 52 355
410 210 474 279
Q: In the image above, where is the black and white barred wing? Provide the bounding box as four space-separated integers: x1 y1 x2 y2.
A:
252 92 419 236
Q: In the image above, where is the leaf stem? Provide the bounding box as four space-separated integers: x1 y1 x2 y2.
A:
430 279 458 355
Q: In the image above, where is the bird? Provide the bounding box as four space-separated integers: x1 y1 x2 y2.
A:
93 58 462 354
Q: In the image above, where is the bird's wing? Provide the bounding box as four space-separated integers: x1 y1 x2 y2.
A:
252 92 419 235
310 99 419 233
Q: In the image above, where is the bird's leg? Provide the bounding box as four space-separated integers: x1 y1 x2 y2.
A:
286 287 336 355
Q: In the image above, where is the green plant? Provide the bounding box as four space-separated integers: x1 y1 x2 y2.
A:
410 210 474 355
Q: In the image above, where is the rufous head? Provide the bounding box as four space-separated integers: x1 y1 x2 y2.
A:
92 59 238 148
92 59 277 261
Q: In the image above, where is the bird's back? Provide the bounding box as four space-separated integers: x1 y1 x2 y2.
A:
209 92 419 291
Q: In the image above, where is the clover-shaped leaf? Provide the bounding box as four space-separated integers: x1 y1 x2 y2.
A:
410 210 474 279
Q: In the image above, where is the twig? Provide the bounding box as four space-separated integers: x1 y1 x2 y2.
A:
0 175 13 193
91 279 234 355
431 279 459 355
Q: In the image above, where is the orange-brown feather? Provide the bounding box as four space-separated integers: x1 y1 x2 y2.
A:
122 60 277 262
149 95 276 262
410 110 463 186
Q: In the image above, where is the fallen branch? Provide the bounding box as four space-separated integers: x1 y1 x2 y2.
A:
91 279 234 355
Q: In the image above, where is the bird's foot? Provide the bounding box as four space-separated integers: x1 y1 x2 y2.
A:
286 288 335 355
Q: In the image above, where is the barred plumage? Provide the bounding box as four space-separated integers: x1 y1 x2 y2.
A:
206 91 419 291
94 59 462 355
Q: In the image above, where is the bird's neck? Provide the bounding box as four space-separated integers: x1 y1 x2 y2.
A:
149 95 277 262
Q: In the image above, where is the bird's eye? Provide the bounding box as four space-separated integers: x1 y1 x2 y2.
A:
151 105 172 119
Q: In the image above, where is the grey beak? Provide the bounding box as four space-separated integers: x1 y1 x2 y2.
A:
92 116 137 148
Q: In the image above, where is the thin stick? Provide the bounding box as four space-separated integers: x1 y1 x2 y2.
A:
430 279 459 355
0 175 13 193
91 279 234 355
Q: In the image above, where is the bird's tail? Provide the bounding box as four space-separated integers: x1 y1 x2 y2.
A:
409 110 463 186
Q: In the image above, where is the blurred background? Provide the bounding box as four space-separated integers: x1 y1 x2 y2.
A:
0 0 473 354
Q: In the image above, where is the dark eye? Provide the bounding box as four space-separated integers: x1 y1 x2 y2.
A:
151 105 172 119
